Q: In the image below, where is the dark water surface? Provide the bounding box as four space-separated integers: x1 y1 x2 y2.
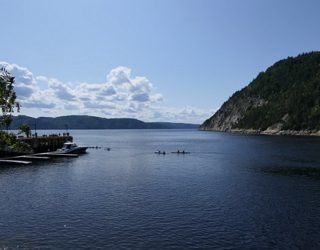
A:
1 130 320 249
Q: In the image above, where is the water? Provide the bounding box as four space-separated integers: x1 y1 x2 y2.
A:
1 130 320 249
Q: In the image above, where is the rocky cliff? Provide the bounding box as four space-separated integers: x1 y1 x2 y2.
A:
201 95 266 131
200 52 320 135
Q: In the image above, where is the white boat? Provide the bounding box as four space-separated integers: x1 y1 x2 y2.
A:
56 142 88 154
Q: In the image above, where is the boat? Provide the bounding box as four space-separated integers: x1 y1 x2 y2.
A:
154 150 166 155
56 142 88 154
171 150 190 154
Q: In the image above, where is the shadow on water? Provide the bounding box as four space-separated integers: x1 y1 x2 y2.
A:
0 157 76 174
272 154 320 165
258 165 320 179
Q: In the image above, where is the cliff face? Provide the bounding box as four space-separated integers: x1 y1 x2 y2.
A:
200 95 266 131
200 52 320 135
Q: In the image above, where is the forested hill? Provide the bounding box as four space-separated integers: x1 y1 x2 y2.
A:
200 52 320 135
6 115 198 130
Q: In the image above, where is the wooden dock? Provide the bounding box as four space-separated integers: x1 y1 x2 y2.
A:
0 152 79 165
13 155 51 160
34 153 79 158
0 159 32 165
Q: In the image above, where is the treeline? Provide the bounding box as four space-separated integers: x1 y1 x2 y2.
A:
6 115 199 130
236 52 320 130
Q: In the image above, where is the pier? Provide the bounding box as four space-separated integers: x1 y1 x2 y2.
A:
17 134 73 153
0 159 32 165
0 133 77 165
1 152 79 165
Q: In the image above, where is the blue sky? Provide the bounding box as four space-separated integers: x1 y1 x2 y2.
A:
1 0 320 123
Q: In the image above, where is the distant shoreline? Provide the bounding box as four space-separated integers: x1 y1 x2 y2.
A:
200 128 320 137
5 115 200 130
6 128 199 131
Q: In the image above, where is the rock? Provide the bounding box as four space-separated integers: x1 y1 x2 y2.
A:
200 52 320 136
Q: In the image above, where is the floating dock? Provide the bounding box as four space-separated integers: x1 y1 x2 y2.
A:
0 159 32 165
0 152 79 165
34 152 79 158
12 155 51 161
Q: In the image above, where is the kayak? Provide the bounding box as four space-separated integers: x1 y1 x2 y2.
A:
154 151 167 155
171 151 190 154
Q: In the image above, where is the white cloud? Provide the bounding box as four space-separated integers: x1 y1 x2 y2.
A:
64 103 79 110
14 85 34 98
0 62 212 123
46 78 76 101
130 92 150 102
150 93 163 102
22 101 56 109
130 76 152 93
100 85 117 96
1 62 35 86
83 101 116 110
0 61 37 99
106 66 131 86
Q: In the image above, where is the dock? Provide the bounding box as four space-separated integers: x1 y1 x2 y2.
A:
14 155 51 160
0 152 79 166
0 133 88 166
18 134 73 153
34 153 79 158
0 159 32 165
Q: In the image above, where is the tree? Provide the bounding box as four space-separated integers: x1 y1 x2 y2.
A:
0 67 20 128
19 123 31 138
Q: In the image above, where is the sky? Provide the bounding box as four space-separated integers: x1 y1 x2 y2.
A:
1 0 320 123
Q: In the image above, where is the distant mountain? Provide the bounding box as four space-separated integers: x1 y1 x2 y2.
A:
6 115 199 130
200 52 320 135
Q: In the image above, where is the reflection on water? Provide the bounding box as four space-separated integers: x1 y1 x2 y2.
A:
259 166 320 179
0 130 320 249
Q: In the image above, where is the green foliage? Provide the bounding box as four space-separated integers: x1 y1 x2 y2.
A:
0 67 20 128
19 123 31 137
0 65 32 154
235 52 320 130
11 141 33 154
0 131 16 150
0 131 32 153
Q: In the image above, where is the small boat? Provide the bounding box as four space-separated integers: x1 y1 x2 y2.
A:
154 150 166 155
56 142 88 154
171 150 190 154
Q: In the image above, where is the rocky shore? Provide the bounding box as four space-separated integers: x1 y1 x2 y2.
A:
200 127 320 137
200 53 320 135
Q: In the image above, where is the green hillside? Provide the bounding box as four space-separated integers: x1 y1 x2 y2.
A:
201 52 320 132
6 115 199 130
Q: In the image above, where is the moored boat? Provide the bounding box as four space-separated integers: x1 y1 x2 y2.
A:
56 142 88 154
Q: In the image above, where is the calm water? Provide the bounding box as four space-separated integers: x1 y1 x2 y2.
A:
1 130 320 249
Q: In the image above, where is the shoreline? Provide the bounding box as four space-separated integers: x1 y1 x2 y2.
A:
199 128 320 137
